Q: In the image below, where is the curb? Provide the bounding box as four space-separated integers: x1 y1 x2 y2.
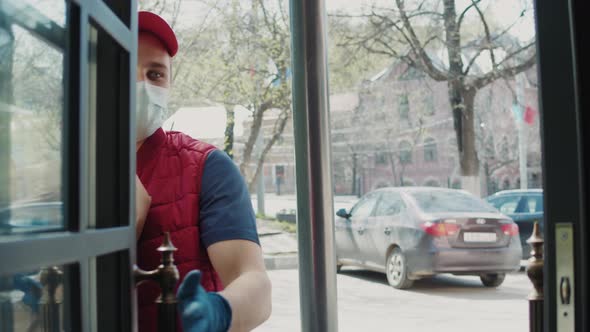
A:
264 257 528 272
264 254 298 270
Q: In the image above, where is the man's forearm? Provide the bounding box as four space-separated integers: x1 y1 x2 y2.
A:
219 270 272 332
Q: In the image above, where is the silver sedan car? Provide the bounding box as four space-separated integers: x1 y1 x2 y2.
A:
335 187 522 289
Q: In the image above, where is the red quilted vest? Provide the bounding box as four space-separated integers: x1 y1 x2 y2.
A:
136 128 224 332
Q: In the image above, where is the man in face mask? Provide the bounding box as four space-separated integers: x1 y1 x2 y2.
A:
134 11 271 332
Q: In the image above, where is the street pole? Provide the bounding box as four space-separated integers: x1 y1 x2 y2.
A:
290 0 339 330
251 0 265 216
517 73 528 189
255 131 265 216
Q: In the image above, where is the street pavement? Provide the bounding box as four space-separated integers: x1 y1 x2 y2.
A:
257 219 299 270
255 193 357 271
255 269 531 332
255 194 532 332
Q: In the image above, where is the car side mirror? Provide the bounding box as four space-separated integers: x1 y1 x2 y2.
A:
336 208 350 219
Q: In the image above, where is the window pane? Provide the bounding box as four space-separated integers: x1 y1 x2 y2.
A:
88 21 131 229
525 197 537 213
0 0 66 235
101 0 131 27
487 195 522 214
0 264 76 332
398 94 409 119
424 138 437 162
95 250 131 331
374 193 400 216
350 195 377 218
329 0 540 314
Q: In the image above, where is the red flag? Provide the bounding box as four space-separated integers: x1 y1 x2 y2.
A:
524 106 536 125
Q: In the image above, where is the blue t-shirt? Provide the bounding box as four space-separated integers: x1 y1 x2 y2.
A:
199 150 260 248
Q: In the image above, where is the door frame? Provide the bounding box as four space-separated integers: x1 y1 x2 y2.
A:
534 0 587 330
0 0 137 331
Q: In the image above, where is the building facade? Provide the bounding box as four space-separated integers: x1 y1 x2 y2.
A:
224 62 542 197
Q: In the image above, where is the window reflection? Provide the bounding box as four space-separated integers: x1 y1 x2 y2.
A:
0 0 66 235
0 265 70 332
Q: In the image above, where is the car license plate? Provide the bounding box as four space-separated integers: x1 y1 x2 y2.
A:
464 232 497 242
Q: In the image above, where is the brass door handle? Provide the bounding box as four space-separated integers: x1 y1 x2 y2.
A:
40 266 63 332
134 232 180 332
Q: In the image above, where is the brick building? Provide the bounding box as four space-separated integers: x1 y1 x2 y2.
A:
191 61 542 197
329 62 542 196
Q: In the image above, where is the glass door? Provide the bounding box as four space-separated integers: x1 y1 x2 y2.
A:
0 0 137 331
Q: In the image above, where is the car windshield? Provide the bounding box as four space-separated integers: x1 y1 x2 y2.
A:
487 193 544 214
486 195 520 214
410 190 499 213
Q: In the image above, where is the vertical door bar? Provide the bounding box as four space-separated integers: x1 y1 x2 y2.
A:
534 0 585 330
129 1 139 330
289 0 338 331
567 0 588 329
76 2 92 330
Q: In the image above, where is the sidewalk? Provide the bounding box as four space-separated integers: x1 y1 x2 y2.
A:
251 193 358 219
253 194 359 271
257 219 299 270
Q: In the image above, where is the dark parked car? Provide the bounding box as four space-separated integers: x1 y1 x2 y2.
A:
335 187 522 289
485 189 543 258
0 202 63 235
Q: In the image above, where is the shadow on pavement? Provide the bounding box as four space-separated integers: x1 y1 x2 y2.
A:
338 268 528 301
338 269 389 286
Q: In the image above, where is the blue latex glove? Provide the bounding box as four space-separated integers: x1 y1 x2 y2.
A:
177 270 232 332
13 273 42 313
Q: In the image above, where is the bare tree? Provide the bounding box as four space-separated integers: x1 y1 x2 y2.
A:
138 0 293 190
339 0 536 195
176 0 292 189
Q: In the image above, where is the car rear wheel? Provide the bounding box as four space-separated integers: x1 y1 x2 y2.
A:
480 273 506 287
336 263 343 273
386 248 414 289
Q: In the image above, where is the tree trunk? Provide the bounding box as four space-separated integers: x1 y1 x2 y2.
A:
238 107 264 178
0 15 14 211
247 108 289 191
442 0 480 195
450 86 481 195
352 153 357 195
223 104 235 159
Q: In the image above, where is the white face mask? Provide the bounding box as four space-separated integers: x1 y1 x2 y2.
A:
136 81 169 142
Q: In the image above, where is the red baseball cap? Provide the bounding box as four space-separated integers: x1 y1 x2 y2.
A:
138 11 178 57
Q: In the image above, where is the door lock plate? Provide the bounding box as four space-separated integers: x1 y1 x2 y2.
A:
555 223 575 332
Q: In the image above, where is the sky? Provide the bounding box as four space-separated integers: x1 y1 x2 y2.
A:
163 105 250 139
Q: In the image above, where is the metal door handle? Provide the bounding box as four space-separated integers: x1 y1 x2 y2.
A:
384 227 391 235
40 266 64 332
134 232 179 332
560 276 571 305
